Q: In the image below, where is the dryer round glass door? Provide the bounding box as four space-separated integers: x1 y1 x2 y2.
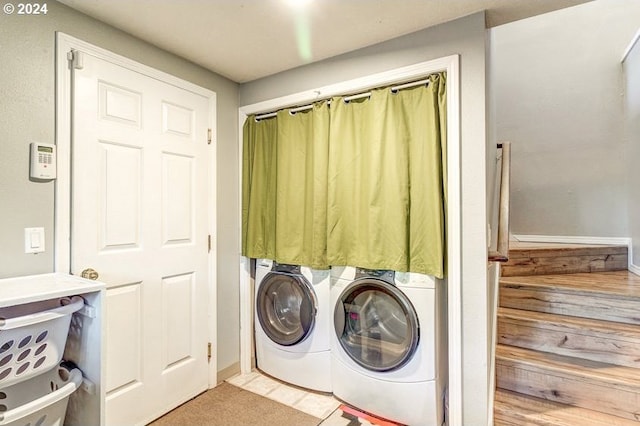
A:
334 279 419 372
257 272 318 346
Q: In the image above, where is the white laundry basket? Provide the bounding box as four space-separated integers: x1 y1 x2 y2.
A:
0 297 84 388
0 364 82 426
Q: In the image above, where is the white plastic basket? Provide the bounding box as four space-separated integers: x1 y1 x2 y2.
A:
0 364 82 426
0 297 84 388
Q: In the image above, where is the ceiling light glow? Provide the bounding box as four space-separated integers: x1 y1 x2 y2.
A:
286 0 314 8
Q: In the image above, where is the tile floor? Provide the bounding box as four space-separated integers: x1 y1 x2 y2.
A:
226 370 378 425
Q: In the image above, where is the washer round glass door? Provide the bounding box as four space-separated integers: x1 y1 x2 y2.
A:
334 279 420 372
257 272 317 346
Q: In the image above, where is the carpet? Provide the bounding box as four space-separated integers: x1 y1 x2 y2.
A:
148 382 322 426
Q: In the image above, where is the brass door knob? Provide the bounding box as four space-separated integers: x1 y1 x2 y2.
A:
81 268 99 280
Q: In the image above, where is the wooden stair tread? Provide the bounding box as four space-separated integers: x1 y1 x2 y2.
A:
500 270 640 298
495 344 640 389
498 307 640 338
494 389 640 426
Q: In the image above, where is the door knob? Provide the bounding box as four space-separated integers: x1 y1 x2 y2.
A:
81 268 99 280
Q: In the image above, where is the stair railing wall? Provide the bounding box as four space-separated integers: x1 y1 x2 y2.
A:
489 142 511 262
487 141 511 426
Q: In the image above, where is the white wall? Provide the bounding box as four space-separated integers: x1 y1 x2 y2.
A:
623 33 640 269
0 1 241 378
492 0 640 238
240 12 490 424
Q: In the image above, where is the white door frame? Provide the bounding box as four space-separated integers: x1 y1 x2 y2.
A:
54 32 218 387
237 55 462 424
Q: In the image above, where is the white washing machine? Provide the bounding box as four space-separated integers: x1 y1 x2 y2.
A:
330 266 447 426
254 259 332 392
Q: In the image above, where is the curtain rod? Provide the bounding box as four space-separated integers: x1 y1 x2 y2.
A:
254 78 430 121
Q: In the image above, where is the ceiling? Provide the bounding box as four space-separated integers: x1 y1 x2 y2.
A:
58 0 592 83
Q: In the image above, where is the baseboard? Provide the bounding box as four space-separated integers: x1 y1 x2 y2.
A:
217 361 241 384
512 234 631 246
630 263 640 276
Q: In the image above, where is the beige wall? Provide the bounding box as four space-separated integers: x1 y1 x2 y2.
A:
492 0 640 238
623 34 640 268
0 1 241 376
240 12 491 423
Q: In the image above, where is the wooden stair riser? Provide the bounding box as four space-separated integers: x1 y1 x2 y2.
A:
496 361 640 421
498 311 640 368
494 389 640 426
502 246 628 277
499 285 640 325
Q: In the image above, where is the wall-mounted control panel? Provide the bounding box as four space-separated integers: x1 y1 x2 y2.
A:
30 142 57 179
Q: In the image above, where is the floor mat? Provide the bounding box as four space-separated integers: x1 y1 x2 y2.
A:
320 404 403 426
148 382 322 426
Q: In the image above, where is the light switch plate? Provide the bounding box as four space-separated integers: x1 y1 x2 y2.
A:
24 227 45 254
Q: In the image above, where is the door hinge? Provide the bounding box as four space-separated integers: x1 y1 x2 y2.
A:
208 234 212 253
207 128 212 145
67 50 84 70
207 342 212 363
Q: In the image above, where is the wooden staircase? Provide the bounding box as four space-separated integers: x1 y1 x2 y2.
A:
493 243 640 425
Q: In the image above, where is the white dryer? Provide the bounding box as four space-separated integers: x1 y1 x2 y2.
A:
254 259 332 392
330 266 447 426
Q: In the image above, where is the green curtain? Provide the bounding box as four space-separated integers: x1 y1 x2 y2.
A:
274 103 330 268
242 115 277 260
242 103 330 269
327 72 446 277
242 72 446 277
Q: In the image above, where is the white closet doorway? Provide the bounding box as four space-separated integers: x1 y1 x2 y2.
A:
238 54 462 424
56 34 217 426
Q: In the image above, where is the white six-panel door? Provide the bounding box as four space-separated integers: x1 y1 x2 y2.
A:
71 52 211 426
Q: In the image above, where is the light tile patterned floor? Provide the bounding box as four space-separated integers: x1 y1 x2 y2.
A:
226 370 388 425
227 370 388 426
226 370 341 419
